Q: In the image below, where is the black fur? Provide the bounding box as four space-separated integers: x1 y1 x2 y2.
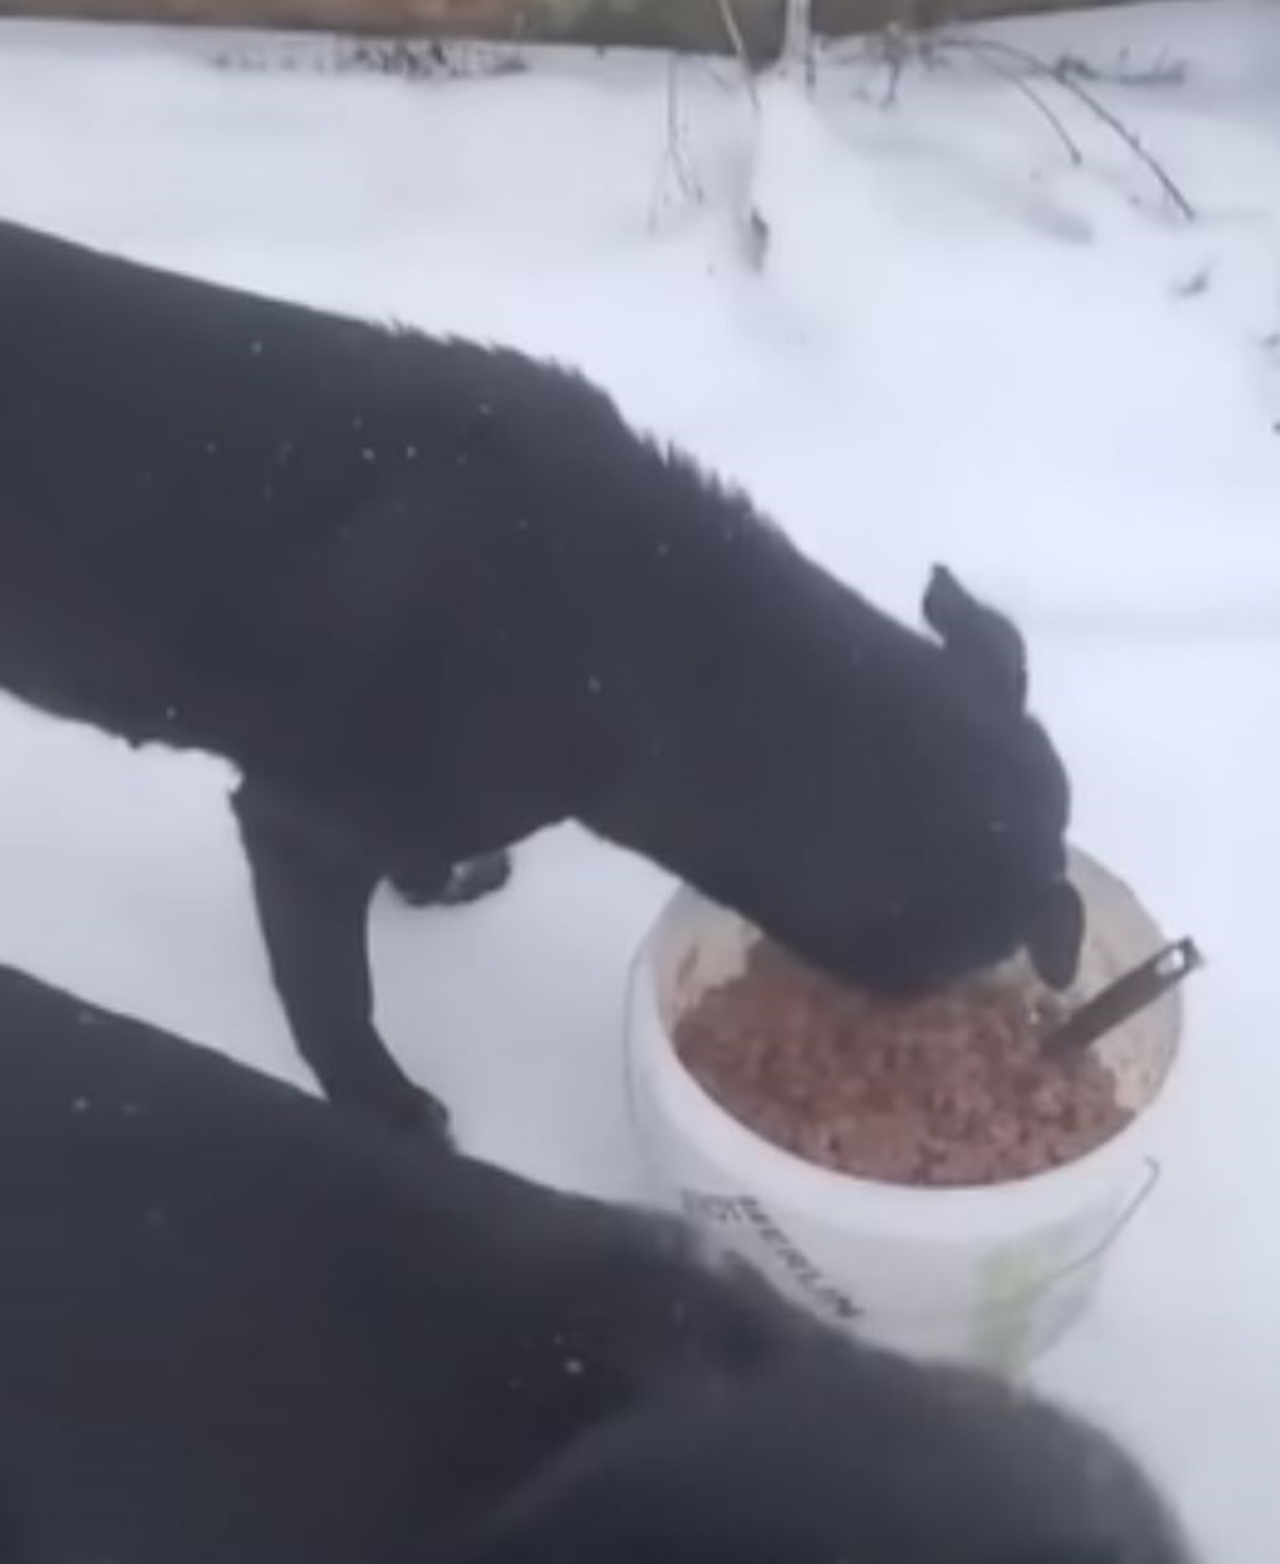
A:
0 218 1083 1135
0 965 1191 1564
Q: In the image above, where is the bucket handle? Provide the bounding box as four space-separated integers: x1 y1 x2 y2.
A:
965 1156 1162 1368
1032 1154 1162 1291
969 1154 1163 1324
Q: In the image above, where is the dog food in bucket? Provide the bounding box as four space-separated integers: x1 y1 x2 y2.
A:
673 939 1133 1189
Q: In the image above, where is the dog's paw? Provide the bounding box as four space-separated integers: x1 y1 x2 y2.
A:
437 850 513 907
390 870 448 908
391 851 513 910
397 1080 453 1139
386 1084 455 1148
342 1075 454 1147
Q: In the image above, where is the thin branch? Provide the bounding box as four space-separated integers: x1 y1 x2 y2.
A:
1054 46 1188 90
863 23 946 108
713 0 770 270
780 0 816 86
942 34 1196 221
881 27 909 108
648 55 705 232
715 0 760 111
664 55 704 202
968 49 1082 167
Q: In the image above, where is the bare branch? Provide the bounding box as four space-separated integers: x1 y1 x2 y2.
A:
942 34 1196 221
781 0 816 86
715 0 760 111
1054 46 1188 90
648 55 705 233
713 0 771 270
967 48 1082 167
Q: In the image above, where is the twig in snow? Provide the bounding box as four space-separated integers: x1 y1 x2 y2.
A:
969 48 1082 168
713 0 770 270
715 0 760 111
1171 267 1210 300
868 25 913 107
1053 47 1188 91
880 28 909 108
648 54 706 231
940 34 1196 221
860 21 951 108
645 0 769 267
780 0 816 88
210 34 525 82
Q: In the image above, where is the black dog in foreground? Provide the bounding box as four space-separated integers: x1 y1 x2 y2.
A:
0 218 1083 1136
0 964 1192 1564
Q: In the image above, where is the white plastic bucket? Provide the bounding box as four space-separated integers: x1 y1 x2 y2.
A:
624 848 1185 1374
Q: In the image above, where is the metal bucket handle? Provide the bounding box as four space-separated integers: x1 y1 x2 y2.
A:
984 1154 1163 1309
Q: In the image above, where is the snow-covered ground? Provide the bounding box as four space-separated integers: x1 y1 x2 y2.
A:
0 1 1277 1556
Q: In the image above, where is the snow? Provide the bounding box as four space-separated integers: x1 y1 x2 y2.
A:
0 1 1277 1555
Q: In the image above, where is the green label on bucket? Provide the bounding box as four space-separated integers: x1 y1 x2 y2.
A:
972 1233 1100 1371
681 1190 862 1323
972 1245 1045 1368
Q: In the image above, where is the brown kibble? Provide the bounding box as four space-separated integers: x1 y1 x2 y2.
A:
672 937 1133 1190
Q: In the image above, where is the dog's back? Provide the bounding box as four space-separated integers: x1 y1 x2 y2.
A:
0 965 1193 1564
0 965 787 1564
0 218 668 773
0 221 442 747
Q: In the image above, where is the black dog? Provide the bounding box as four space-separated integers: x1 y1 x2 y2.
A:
0 964 1191 1564
0 218 1083 1136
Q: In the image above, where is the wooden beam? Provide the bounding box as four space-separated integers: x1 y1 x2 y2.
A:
811 0 1129 34
0 0 787 58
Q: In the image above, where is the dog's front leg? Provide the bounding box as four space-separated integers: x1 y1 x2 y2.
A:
231 778 449 1140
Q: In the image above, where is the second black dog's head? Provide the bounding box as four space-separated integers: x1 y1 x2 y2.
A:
444 1350 1194 1564
592 559 1084 997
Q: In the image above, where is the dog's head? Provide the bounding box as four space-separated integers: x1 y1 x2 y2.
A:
801 562 1085 995
444 1352 1193 1564
599 561 1084 996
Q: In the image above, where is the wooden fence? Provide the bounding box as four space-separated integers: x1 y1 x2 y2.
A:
0 0 1135 56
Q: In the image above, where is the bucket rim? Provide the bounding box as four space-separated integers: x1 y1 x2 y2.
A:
626 844 1187 1242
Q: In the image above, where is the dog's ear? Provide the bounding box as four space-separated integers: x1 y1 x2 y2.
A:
1027 879 1085 990
924 566 1028 712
